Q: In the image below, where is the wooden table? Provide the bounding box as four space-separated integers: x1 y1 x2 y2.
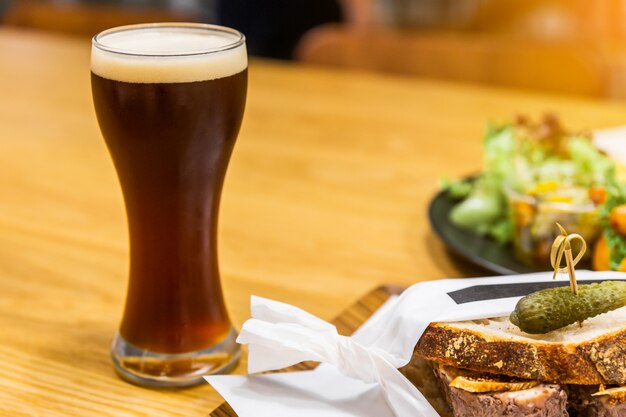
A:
2 27 626 416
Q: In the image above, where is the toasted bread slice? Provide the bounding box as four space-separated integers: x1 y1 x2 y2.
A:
413 306 626 385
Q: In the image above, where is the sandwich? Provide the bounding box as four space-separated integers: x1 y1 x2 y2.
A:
400 284 626 417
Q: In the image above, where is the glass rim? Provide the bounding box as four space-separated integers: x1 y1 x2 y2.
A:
92 22 246 58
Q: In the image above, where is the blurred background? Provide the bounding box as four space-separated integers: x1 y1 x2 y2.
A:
6 0 626 99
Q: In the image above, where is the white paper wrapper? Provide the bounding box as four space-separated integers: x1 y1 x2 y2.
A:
207 271 626 417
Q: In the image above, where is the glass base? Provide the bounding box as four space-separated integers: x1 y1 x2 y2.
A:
111 327 240 387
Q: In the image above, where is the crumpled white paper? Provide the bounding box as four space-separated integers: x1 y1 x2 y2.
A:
237 295 434 417
207 364 392 417
206 271 626 417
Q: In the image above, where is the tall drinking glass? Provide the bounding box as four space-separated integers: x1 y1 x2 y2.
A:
91 23 247 387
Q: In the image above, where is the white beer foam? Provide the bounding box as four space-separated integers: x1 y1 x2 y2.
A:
91 26 247 83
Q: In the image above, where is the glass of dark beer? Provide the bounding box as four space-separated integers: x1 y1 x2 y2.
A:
91 23 247 387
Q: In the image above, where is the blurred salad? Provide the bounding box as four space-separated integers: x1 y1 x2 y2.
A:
594 181 626 271
442 114 616 266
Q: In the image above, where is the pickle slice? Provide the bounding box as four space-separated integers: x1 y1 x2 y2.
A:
449 376 539 393
510 281 626 334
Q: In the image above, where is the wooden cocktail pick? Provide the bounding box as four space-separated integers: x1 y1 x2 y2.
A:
550 223 586 295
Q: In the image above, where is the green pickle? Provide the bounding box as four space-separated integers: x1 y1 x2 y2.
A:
510 281 626 334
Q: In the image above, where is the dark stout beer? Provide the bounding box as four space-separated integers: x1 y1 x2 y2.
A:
91 24 247 384
92 70 247 353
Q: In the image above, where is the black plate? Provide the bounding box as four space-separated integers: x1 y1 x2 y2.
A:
428 188 549 275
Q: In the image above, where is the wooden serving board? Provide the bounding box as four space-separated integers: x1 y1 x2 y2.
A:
209 285 402 417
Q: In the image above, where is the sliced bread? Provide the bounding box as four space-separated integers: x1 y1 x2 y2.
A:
413 306 626 385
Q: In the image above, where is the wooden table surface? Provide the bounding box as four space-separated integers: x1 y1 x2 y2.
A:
2 26 626 416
